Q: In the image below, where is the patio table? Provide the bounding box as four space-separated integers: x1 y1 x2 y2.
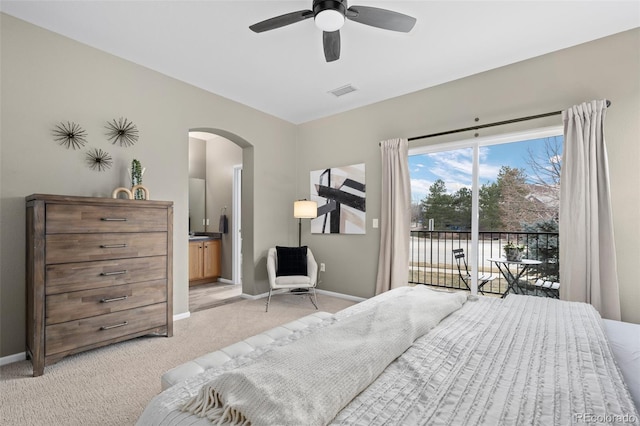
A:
486 257 542 298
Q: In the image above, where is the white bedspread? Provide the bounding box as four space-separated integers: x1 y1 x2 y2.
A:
333 294 639 425
137 289 639 426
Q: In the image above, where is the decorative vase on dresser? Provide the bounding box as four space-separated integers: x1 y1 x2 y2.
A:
25 194 173 376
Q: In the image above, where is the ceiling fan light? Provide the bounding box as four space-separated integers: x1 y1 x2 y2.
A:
315 9 345 32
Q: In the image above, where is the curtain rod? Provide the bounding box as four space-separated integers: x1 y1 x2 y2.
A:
404 100 611 143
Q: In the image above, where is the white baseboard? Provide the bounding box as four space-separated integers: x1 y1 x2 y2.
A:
315 288 366 302
173 311 191 321
0 351 26 366
241 291 269 300
217 278 237 285
242 289 366 303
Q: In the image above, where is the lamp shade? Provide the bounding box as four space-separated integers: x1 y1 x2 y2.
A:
294 200 318 219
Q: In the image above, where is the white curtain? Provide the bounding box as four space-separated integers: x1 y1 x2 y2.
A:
560 100 621 320
375 138 411 295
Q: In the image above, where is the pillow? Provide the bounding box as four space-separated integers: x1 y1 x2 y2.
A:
276 246 308 276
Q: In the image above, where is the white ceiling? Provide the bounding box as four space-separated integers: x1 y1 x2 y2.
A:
1 1 639 124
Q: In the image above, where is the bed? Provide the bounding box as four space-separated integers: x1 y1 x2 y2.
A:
137 286 639 425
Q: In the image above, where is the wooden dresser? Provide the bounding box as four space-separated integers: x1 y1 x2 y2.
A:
26 194 173 376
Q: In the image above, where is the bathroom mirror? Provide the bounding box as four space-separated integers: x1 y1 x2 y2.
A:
189 178 205 233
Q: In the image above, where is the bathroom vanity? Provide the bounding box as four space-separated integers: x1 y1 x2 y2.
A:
188 234 221 285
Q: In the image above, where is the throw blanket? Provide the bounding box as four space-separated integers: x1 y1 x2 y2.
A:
182 287 467 425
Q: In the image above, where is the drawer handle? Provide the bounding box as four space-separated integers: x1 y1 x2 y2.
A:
100 295 128 303
101 217 128 222
100 321 128 331
100 270 127 276
99 244 128 249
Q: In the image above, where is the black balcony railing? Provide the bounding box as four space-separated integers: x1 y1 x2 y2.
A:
409 230 559 295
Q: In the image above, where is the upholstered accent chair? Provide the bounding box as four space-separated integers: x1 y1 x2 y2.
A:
266 246 319 312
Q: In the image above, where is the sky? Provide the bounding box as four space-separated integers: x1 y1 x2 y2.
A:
409 136 563 203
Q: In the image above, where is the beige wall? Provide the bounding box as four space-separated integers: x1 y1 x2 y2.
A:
0 14 299 357
297 28 640 323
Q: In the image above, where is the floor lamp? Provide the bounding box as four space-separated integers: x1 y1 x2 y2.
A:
293 200 318 246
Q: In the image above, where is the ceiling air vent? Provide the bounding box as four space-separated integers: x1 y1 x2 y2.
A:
328 84 357 97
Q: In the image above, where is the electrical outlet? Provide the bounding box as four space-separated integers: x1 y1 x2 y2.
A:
320 262 326 272
373 218 379 228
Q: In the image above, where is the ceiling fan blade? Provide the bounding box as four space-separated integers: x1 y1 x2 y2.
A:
346 6 416 32
249 10 314 33
323 31 341 62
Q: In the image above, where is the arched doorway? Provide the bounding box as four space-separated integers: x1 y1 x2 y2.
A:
188 128 254 311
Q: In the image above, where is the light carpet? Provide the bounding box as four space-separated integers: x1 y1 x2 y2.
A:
0 293 355 425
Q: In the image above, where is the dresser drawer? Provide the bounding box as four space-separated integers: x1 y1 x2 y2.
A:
45 303 167 356
46 280 167 325
46 256 167 295
46 204 168 234
46 232 167 264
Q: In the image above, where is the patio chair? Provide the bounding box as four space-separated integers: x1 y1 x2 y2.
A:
452 248 496 294
533 279 560 298
515 279 540 296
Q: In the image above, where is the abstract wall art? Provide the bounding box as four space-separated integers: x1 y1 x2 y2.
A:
310 163 366 234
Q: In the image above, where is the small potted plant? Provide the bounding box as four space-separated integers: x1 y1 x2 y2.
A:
129 159 146 200
503 241 525 262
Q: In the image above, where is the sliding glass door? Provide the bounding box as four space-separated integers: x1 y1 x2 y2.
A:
409 126 562 295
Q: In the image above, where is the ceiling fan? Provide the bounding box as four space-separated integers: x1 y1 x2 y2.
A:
249 0 417 62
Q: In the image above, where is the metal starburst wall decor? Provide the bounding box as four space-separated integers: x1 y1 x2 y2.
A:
52 121 88 150
105 117 139 147
86 148 113 171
